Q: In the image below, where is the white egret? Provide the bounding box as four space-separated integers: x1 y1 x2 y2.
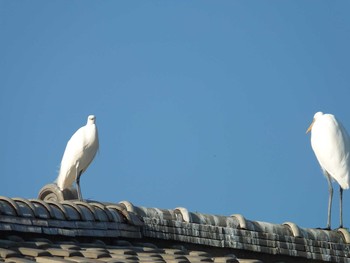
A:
56 115 99 200
306 112 350 229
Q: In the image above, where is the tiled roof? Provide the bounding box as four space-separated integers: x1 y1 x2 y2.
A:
0 234 239 263
1 193 350 263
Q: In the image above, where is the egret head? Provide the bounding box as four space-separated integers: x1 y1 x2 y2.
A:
87 115 96 124
306 112 323 134
314 112 324 119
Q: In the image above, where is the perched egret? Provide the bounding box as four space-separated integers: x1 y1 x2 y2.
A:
56 115 99 200
306 112 350 229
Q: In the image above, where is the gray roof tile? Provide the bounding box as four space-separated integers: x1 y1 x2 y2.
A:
0 196 20 216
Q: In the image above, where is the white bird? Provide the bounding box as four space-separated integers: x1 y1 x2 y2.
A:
306 112 350 229
56 115 99 200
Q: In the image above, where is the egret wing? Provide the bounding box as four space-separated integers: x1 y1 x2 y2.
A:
311 114 350 189
57 127 86 189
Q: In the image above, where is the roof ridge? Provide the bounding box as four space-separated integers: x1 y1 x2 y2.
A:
1 196 350 262
1 196 349 240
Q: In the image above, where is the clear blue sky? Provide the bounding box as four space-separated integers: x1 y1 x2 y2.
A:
1 1 350 229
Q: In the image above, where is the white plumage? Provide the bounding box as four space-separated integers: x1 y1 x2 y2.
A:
306 111 350 229
56 115 99 200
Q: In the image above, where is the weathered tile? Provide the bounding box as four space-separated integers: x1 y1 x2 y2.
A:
0 223 12 232
0 247 21 258
2 197 350 262
80 249 110 259
161 254 188 261
79 241 106 249
4 257 36 263
163 260 189 263
236 260 263 263
64 256 103 263
97 257 138 263
17 247 51 257
133 242 158 249
185 255 214 262
105 260 139 263
108 253 138 260
111 240 133 247
0 239 17 249
85 247 109 253
43 227 60 235
47 248 83 257
163 249 187 255
58 244 81 251
108 248 137 255
29 238 52 249
6 236 25 243
213 256 238 263
36 256 76 263
136 252 163 259
57 228 77 237
188 251 211 257
20 241 49 249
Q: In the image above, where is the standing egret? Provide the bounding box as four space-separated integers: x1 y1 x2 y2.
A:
306 112 350 229
56 115 99 200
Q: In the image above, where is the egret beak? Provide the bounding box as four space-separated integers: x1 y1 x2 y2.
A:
306 119 315 134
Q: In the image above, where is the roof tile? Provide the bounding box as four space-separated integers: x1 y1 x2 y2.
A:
62 256 103 262
80 250 110 259
46 248 82 257
107 248 137 255
213 255 238 263
0 239 17 249
0 247 21 258
4 257 37 263
29 199 55 218
0 196 20 216
35 256 76 263
236 260 262 263
108 254 139 261
163 248 187 255
185 255 214 262
161 254 188 260
17 247 51 257
45 201 68 220
13 198 36 218
164 260 190 263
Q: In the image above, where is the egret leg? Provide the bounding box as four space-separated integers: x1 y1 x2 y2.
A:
340 186 343 228
76 170 83 201
325 173 333 230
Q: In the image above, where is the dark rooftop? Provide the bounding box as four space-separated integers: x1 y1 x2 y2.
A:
1 186 350 263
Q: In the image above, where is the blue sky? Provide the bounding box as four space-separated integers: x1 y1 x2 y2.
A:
1 1 350 229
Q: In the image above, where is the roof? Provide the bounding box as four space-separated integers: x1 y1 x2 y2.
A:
0 185 350 263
